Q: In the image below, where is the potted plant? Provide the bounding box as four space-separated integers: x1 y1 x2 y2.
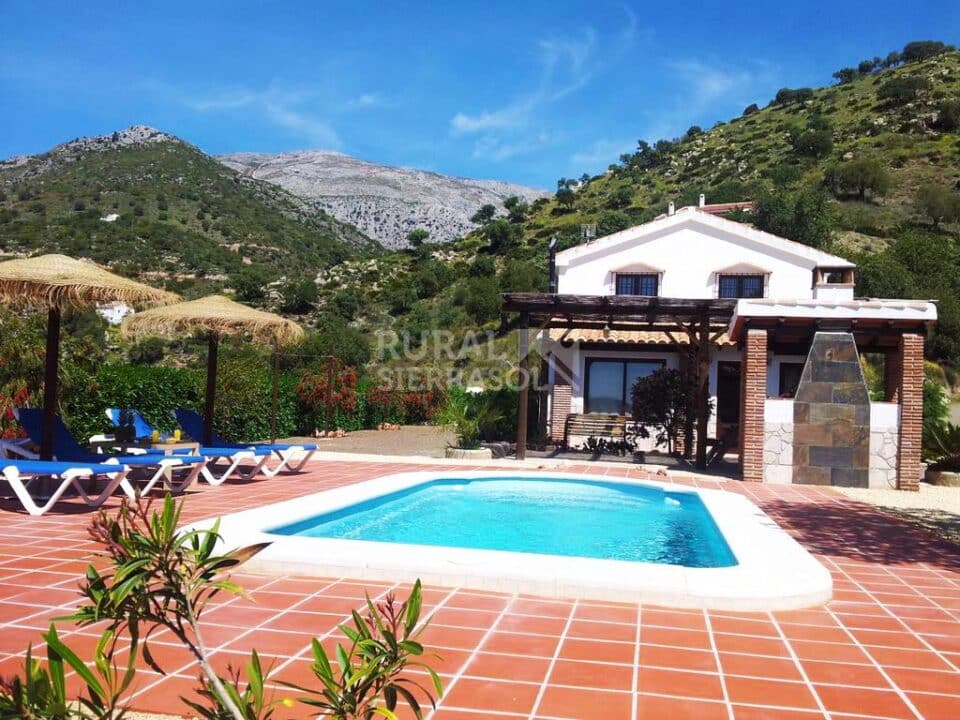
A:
924 422 960 486
438 393 502 459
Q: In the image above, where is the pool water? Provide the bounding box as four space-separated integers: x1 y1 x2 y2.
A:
271 478 737 568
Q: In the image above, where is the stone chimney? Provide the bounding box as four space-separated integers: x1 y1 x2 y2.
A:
668 201 675 216
699 193 706 207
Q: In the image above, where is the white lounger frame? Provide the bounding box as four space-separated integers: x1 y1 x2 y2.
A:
2 464 132 516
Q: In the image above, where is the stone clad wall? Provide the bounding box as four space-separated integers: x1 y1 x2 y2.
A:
763 422 794 484
792 332 871 488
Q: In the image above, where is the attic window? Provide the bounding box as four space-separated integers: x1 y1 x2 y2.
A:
718 274 765 299
615 273 659 297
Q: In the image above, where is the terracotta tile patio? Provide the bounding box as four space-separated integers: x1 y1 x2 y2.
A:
0 459 958 719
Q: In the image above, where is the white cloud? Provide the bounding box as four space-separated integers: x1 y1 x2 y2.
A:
472 132 550 161
667 60 754 105
450 27 597 136
186 85 340 148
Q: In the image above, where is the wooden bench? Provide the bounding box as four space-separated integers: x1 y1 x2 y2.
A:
563 413 628 450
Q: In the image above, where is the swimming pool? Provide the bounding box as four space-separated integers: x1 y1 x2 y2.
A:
199 470 832 610
270 478 737 568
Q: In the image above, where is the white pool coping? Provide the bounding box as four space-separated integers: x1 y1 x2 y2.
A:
191 471 832 611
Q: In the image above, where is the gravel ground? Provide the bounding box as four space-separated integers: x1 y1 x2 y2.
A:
288 424 455 457
835 482 960 546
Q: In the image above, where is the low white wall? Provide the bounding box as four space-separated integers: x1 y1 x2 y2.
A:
763 399 900 487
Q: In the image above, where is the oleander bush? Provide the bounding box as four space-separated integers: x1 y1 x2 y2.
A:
0 495 442 720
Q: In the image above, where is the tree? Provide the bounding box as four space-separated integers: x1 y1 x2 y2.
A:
828 157 893 201
597 210 632 236
503 196 528 223
233 267 269 302
499 258 545 293
470 203 496 225
773 87 814 106
882 51 902 68
329 288 362 320
833 68 859 84
406 228 429 247
914 183 960 228
555 187 576 210
463 276 501 323
857 59 878 74
683 125 703 140
608 185 633 209
307 318 371 368
484 218 522 253
469 256 496 277
128 337 166 365
742 103 760 116
754 185 834 249
877 76 932 105
790 127 833 158
279 278 318 314
937 98 960 131
630 368 701 454
382 282 417 315
901 40 955 63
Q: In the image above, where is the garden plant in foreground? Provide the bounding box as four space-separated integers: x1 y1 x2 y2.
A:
0 494 442 720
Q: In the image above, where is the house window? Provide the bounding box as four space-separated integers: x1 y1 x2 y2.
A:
718 274 765 299
615 273 659 296
585 358 665 414
778 362 804 398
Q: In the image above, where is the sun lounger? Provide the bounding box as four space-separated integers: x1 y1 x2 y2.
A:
16 409 205 495
175 408 317 477
1 459 132 516
105 408 272 484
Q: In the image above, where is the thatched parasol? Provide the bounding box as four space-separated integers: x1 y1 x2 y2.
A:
0 253 179 459
122 295 304 444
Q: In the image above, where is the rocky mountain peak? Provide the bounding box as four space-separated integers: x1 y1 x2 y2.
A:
218 150 548 248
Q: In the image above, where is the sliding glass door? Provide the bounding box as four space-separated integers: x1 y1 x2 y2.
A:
585 358 665 414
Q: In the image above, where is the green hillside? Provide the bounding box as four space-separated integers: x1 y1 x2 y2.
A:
0 127 378 297
315 43 960 374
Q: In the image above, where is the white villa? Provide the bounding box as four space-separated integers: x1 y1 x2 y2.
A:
505 201 937 490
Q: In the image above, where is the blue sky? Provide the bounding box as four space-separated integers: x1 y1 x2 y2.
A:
2 1 958 188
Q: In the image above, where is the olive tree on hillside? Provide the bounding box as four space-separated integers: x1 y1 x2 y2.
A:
915 183 960 228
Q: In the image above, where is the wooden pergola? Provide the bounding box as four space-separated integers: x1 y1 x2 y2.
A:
503 293 737 467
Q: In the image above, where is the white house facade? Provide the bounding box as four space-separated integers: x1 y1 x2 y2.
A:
505 204 937 490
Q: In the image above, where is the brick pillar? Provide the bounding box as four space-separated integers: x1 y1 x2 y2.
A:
884 350 902 403
896 333 924 491
740 329 768 483
550 385 572 443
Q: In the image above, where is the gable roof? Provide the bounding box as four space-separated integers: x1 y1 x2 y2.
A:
556 206 855 270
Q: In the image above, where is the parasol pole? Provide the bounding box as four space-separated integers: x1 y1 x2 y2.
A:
270 339 280 443
40 307 62 461
203 332 219 446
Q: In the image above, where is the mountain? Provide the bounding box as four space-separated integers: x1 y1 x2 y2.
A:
218 150 548 248
0 126 378 293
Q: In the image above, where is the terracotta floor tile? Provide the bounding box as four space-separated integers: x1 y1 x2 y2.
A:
636 667 724 700
640 626 712 650
558 637 635 664
884 665 960 693
719 651 802 680
510 598 573 618
906 691 960 720
713 633 790 657
790 639 872 664
441 677 540 715
496 612 567 635
636 694 728 720
641 643 717 672
575 602 636 625
536 684 632 719
567 618 635 642
724 676 819 709
642 608 708 631
481 630 560 658
732 706 825 719
799 659 888 687
463 651 551 683
709 615 779 637
549 658 634 691
868 644 955 670
814 684 915 718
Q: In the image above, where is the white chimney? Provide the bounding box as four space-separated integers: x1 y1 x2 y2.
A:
699 193 706 207
668 201 675 216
